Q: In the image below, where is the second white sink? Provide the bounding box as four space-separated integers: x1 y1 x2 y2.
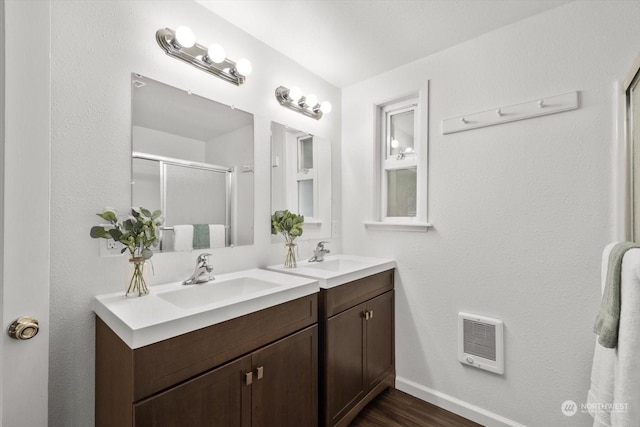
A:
302 258 368 272
267 254 395 289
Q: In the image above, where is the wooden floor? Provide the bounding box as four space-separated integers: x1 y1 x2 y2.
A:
350 389 483 427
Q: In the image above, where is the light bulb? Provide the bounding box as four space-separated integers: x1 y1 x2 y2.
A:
206 43 226 63
235 58 252 76
391 139 399 148
174 26 196 48
320 101 332 114
288 86 302 102
305 94 318 108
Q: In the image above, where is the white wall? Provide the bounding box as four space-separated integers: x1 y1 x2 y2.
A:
341 2 639 426
49 1 340 425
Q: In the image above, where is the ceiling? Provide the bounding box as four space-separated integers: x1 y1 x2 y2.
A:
132 74 253 142
196 0 573 88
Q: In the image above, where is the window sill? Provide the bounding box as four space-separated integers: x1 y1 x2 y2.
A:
303 221 322 228
363 221 433 232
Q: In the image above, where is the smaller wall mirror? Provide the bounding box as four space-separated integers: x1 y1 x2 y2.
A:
132 74 255 251
271 122 331 239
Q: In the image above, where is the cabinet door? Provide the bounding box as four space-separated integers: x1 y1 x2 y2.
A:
252 325 318 427
133 355 252 427
324 303 366 425
365 291 394 389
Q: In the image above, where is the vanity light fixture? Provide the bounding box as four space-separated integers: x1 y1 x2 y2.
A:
156 26 252 86
275 86 332 120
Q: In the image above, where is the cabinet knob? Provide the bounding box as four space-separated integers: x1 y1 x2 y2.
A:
255 366 264 380
369 310 374 319
7 316 39 340
245 372 253 385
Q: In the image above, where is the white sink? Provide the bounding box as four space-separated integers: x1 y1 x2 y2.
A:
267 254 395 289
93 268 318 349
302 258 369 273
159 277 280 309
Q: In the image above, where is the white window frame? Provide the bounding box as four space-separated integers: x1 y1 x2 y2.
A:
380 96 425 224
364 83 431 232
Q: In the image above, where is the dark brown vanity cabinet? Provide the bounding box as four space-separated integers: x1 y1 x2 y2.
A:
96 294 318 427
319 270 395 427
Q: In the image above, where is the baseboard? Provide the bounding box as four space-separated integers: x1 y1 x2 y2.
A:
396 376 527 427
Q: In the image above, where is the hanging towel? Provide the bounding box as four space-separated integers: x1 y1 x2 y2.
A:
173 225 194 251
587 243 640 426
192 224 210 250
209 224 226 248
594 241 640 348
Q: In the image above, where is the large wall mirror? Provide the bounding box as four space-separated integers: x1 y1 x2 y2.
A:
271 121 331 240
131 73 254 251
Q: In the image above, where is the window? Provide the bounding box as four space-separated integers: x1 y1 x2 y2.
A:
380 96 424 223
284 132 317 220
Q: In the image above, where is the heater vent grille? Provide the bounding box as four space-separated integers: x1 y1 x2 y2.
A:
463 319 496 361
458 313 504 374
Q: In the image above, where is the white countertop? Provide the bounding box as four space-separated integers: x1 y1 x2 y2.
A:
93 268 319 349
266 254 396 289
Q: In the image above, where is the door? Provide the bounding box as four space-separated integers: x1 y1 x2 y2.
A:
1 1 51 426
365 291 394 388
133 355 252 427
627 57 640 241
324 304 366 425
252 326 318 427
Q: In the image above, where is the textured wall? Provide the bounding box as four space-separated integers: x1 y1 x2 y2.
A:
341 1 639 426
49 1 340 425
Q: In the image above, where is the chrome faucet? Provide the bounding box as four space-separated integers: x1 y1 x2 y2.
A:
182 253 214 285
309 241 330 262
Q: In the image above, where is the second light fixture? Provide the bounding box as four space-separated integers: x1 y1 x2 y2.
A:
275 86 332 120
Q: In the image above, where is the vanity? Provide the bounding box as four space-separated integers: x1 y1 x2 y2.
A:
95 256 394 427
94 269 319 427
268 254 396 427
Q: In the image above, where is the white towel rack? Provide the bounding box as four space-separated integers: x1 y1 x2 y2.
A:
441 91 579 135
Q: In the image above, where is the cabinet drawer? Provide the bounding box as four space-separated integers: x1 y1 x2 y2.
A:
133 294 317 400
320 270 393 318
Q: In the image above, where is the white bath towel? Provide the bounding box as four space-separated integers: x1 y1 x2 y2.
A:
173 225 193 252
209 224 226 248
588 243 640 426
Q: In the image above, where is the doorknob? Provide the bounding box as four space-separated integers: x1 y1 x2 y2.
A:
7 316 39 340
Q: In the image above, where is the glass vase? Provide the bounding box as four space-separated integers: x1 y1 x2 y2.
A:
284 242 297 268
126 257 149 297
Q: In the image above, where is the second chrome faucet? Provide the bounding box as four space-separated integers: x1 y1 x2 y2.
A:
308 241 330 262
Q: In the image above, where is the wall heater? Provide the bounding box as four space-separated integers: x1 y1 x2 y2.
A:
458 312 504 375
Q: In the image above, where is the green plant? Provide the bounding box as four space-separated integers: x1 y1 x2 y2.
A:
271 210 304 268
271 210 304 243
90 207 163 259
